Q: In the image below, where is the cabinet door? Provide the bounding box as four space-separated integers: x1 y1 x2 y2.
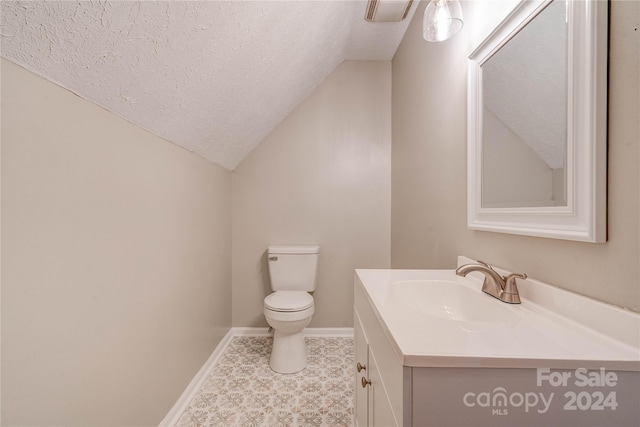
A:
354 309 369 427
368 348 399 427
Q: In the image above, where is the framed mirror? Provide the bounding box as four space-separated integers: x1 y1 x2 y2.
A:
467 0 608 242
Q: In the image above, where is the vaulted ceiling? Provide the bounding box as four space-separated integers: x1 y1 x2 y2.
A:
1 0 416 170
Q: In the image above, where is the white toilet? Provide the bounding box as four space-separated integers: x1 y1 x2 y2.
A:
264 245 319 374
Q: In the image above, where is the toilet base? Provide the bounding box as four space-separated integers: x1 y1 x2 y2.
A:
270 329 307 374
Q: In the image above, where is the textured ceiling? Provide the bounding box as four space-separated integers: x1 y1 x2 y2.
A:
1 0 416 170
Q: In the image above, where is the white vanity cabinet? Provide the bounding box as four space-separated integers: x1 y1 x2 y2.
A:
354 311 369 426
353 265 640 427
354 275 407 427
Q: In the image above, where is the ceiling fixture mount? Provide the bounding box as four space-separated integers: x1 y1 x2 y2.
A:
423 0 464 42
365 0 414 22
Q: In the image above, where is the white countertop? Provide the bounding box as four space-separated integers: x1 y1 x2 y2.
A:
355 262 640 370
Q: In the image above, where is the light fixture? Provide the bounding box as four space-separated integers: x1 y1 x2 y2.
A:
423 0 464 42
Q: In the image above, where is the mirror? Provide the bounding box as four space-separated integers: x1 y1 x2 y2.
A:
482 0 568 209
467 0 607 242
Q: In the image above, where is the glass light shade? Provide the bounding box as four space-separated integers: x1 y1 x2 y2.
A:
423 0 464 42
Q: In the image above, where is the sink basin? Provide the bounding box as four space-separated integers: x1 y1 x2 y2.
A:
388 279 516 323
355 261 640 427
355 262 640 370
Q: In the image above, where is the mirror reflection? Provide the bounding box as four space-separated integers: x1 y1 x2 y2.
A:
481 0 568 208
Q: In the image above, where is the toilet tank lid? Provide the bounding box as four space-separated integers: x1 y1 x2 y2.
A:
268 245 319 254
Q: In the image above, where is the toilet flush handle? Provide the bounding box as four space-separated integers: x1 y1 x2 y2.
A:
268 256 278 261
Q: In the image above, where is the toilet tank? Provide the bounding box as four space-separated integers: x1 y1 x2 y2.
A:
267 246 319 292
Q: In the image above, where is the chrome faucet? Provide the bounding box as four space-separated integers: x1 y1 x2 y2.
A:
455 261 526 304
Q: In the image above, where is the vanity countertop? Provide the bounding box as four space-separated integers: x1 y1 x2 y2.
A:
355 258 640 370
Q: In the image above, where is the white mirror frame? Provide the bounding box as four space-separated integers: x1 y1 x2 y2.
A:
467 0 607 242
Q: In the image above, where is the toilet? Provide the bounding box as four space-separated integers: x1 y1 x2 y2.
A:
264 245 319 374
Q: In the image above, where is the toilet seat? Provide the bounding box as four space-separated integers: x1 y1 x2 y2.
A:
264 291 313 312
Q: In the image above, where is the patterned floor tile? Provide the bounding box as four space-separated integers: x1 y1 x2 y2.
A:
175 336 354 427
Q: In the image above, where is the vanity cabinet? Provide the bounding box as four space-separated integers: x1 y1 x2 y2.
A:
354 276 407 427
353 265 640 427
353 310 369 426
354 307 400 426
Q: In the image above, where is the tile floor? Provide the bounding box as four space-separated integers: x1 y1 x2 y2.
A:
175 336 355 427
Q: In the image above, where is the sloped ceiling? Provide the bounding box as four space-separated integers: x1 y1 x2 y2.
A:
1 0 416 170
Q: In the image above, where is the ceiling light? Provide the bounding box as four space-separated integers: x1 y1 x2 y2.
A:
423 0 464 42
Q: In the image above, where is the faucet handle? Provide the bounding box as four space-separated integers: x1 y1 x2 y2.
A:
505 272 527 284
477 260 497 272
477 260 504 278
502 273 527 304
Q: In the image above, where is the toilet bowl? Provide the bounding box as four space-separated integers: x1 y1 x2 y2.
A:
264 246 319 374
264 292 314 374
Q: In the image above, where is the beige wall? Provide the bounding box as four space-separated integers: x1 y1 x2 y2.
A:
391 0 639 311
1 59 232 425
232 61 391 327
482 108 555 208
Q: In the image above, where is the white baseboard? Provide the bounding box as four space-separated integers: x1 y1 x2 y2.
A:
159 326 354 426
233 327 354 337
232 327 271 336
303 327 354 337
158 329 234 426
